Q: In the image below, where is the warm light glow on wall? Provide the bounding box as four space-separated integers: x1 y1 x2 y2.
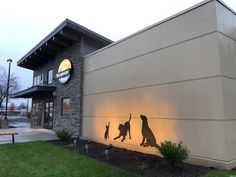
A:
82 88 178 155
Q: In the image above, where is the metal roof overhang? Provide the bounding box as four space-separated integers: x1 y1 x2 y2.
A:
17 19 113 70
12 86 57 98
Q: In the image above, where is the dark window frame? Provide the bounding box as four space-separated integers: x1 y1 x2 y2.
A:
33 73 44 86
61 98 71 116
47 69 54 84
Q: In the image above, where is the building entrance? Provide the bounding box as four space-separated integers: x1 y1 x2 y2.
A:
43 101 53 129
32 101 54 129
32 102 43 127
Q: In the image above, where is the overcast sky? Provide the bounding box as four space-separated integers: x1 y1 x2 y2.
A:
0 0 236 105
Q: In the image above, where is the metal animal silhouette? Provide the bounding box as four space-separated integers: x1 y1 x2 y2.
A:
104 121 110 140
114 114 132 142
140 114 160 149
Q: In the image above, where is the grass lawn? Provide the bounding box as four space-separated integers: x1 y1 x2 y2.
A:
203 169 236 177
0 141 139 177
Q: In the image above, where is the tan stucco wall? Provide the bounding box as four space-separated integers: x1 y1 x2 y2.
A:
82 0 236 169
216 1 236 169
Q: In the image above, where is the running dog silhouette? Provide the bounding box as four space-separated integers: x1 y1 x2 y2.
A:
114 114 131 142
104 121 110 140
140 114 160 149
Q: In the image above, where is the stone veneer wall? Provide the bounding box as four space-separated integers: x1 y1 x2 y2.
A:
33 42 83 136
33 36 109 136
53 43 83 136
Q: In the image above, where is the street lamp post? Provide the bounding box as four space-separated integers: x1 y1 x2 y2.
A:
4 59 12 120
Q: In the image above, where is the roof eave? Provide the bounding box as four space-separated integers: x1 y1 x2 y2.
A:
12 86 57 98
17 19 113 70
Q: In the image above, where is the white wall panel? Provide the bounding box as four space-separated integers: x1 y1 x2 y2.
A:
84 33 221 95
83 77 224 121
84 1 217 73
216 2 236 41
82 0 236 169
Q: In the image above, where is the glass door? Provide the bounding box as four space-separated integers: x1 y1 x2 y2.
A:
43 101 53 129
31 102 43 127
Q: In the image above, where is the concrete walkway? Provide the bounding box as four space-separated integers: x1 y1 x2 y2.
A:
0 128 58 144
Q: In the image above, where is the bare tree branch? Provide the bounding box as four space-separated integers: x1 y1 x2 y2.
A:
0 66 19 108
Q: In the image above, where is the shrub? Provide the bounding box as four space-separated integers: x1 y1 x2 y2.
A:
26 112 31 119
159 140 190 168
56 129 73 142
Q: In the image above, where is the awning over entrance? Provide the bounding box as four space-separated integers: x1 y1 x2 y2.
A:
12 86 56 98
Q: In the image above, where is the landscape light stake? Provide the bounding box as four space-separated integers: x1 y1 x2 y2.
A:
73 139 77 149
85 141 92 154
104 144 112 161
4 59 12 120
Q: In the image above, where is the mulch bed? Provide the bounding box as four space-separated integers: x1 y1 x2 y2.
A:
49 139 211 177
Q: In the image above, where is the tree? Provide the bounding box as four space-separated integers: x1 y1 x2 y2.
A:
17 103 27 110
0 66 18 111
9 103 16 115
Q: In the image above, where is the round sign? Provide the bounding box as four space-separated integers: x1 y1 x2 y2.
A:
56 59 72 84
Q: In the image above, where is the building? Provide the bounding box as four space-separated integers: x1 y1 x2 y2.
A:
13 19 112 133
14 0 236 169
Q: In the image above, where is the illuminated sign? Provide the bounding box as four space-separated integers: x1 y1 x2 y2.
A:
56 59 72 84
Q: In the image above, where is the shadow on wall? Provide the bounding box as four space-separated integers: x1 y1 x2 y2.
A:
104 113 159 149
114 113 131 142
104 121 110 140
140 114 160 149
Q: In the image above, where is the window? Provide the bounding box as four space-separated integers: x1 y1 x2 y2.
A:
33 77 37 86
33 74 44 86
61 98 71 116
40 74 43 85
47 69 53 84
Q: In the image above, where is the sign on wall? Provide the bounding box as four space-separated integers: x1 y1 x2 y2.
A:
56 59 72 84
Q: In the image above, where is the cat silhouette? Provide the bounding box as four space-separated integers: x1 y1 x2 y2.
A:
140 114 160 149
114 114 131 142
104 121 110 140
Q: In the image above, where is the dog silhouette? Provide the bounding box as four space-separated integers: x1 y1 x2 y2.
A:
114 114 131 142
140 114 160 149
104 122 110 140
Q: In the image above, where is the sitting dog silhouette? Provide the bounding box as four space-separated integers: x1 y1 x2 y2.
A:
104 121 110 140
140 114 160 149
114 114 131 142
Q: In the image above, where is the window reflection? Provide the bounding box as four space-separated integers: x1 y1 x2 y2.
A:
62 98 70 116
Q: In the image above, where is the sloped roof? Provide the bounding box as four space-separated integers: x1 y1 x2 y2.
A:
17 19 113 70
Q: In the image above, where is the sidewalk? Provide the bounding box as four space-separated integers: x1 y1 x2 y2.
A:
0 128 58 144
